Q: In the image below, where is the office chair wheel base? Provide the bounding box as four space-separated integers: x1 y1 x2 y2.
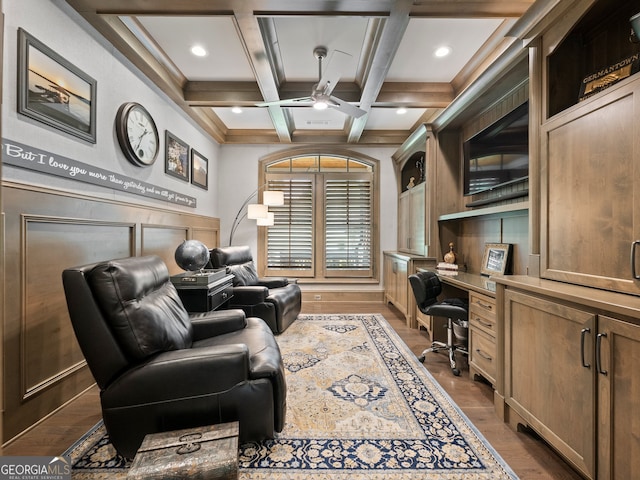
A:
418 355 425 363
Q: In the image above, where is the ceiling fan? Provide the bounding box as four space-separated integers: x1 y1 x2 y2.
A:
256 47 367 119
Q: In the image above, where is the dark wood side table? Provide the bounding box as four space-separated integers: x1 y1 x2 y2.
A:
171 271 234 313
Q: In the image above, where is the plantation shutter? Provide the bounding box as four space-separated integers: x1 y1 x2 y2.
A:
324 174 373 277
265 175 315 277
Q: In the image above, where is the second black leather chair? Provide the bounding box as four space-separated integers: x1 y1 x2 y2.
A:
209 246 301 334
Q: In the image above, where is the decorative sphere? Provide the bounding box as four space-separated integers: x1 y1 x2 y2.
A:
175 240 210 271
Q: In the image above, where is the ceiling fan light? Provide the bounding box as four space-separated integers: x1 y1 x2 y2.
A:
313 100 328 110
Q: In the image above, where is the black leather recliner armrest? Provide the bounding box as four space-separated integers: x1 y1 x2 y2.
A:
231 286 269 304
189 309 247 340
257 277 289 288
103 344 251 405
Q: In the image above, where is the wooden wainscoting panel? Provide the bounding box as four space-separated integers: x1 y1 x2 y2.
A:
192 226 219 250
141 224 188 275
2 181 219 444
22 216 135 399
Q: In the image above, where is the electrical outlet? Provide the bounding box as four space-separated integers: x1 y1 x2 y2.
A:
314 294 322 300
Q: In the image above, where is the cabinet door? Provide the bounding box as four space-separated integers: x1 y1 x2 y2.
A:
504 290 596 479
383 254 397 304
542 78 640 295
597 316 640 480
398 184 425 255
395 259 408 315
409 184 425 255
398 193 410 252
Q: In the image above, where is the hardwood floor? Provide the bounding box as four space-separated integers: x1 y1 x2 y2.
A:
2 302 582 479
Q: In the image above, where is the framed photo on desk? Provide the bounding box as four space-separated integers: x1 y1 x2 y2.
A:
481 243 512 276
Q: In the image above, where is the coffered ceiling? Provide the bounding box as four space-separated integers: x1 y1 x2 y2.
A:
63 0 535 145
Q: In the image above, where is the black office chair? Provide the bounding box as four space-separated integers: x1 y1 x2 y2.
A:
409 271 469 376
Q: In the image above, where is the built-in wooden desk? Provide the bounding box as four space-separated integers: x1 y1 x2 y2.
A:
416 269 499 386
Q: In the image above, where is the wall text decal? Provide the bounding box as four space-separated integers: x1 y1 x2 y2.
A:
2 138 197 207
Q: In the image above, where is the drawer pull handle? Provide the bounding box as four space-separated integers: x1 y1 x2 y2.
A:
632 240 640 280
580 328 590 369
596 332 608 376
475 318 493 329
475 300 493 310
475 349 492 361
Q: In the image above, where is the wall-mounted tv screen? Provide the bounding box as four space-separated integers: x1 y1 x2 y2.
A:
463 101 529 196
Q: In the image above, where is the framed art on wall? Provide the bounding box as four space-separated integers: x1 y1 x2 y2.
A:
17 28 97 143
165 131 189 181
480 243 512 276
190 149 208 190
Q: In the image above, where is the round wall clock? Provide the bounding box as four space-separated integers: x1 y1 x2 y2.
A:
115 102 160 167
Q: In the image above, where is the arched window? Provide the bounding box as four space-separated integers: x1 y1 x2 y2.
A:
258 151 378 281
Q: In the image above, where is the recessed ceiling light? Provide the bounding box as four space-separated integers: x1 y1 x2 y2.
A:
231 106 243 114
434 46 452 58
396 107 407 115
190 45 207 57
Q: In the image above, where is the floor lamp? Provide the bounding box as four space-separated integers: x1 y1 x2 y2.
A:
228 188 284 246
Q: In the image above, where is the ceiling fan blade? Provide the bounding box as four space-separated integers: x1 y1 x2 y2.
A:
317 50 351 96
255 96 312 107
328 95 367 119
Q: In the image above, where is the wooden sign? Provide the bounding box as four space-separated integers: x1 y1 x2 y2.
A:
2 138 197 207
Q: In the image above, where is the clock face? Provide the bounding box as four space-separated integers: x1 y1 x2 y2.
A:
116 102 160 167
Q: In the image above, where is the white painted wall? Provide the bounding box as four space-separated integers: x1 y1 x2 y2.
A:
2 0 220 217
218 144 399 288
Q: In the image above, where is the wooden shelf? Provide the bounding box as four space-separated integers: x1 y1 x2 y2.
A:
438 201 529 222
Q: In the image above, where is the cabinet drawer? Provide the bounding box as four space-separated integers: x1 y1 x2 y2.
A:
469 308 496 336
469 292 496 330
469 327 496 384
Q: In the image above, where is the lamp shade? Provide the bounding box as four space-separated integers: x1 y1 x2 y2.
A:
247 203 269 219
256 212 275 226
263 190 284 206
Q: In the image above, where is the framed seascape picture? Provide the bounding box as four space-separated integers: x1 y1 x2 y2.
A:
190 149 208 190
165 131 189 181
480 243 512 276
17 28 97 143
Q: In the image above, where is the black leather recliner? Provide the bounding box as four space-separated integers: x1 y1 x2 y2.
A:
62 255 286 458
208 246 301 334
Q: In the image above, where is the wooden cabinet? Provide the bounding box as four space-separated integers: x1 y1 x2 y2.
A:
534 0 640 295
500 278 640 480
468 292 497 385
541 76 640 295
383 251 435 327
384 253 409 316
504 289 596 478
596 315 640 480
398 183 425 256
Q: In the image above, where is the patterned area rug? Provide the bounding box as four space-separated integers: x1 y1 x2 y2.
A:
65 313 518 479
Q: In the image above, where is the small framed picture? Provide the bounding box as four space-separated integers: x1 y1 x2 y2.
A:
18 28 97 143
190 149 208 190
480 243 512 276
165 131 189 181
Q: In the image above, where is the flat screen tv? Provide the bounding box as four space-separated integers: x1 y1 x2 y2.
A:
463 101 529 196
